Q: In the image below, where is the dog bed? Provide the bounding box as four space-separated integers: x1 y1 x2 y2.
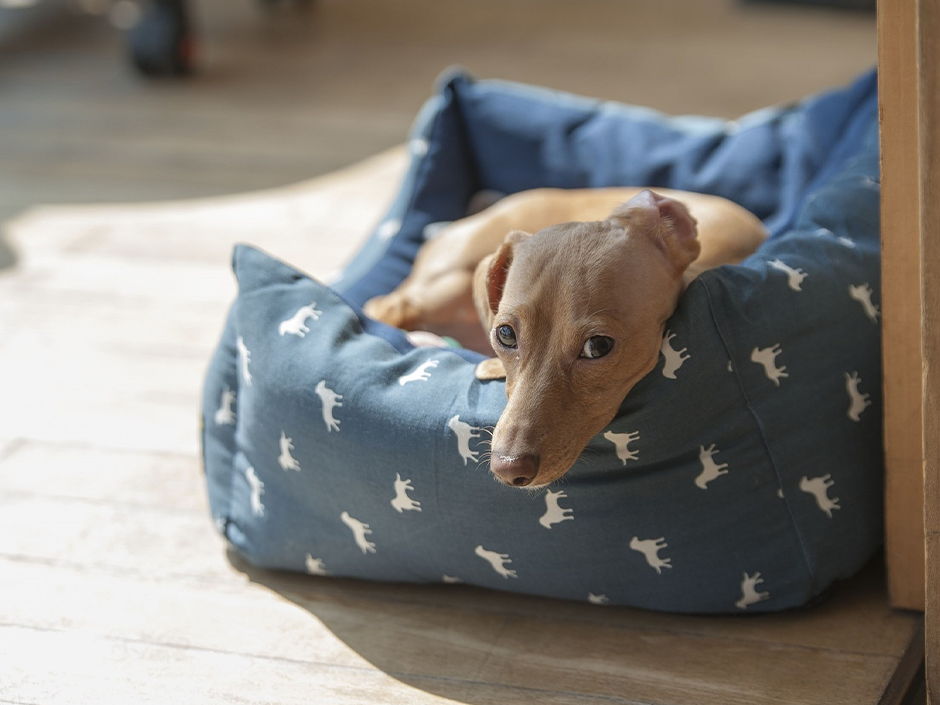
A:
202 69 882 613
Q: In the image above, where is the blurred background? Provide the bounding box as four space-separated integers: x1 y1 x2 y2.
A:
0 0 876 270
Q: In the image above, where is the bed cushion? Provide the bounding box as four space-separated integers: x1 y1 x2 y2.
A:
202 69 882 613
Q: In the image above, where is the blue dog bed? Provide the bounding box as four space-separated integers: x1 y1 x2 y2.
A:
202 69 882 613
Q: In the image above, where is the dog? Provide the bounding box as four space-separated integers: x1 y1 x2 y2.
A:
364 187 768 487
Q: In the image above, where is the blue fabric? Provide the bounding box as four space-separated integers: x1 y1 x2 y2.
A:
202 69 882 613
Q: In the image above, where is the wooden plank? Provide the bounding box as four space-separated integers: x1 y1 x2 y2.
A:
3 146 405 270
0 441 206 511
917 0 940 699
0 556 918 705
877 620 927 705
1 626 587 705
0 333 211 454
0 494 232 580
878 0 926 611
0 293 228 359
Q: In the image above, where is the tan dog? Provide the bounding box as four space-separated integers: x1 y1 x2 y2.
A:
364 187 768 487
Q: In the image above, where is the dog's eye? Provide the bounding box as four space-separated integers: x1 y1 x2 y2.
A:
496 324 518 348
581 336 613 359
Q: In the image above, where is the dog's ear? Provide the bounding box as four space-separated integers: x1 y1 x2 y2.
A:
475 357 507 380
472 229 531 332
609 190 701 276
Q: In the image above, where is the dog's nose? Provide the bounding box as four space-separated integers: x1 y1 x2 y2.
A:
490 453 540 487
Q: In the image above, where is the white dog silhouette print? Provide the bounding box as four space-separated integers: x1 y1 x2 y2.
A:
474 545 517 579
390 473 422 513
661 330 690 379
587 593 610 605
340 511 376 554
447 415 481 465
377 218 402 241
315 380 343 432
629 536 672 574
695 444 729 490
750 344 788 386
845 371 871 422
768 258 808 292
305 555 330 576
277 431 301 471
539 490 574 529
848 283 880 323
604 430 640 465
278 302 322 338
214 386 236 426
399 359 439 386
735 572 770 610
799 474 841 518
245 466 264 517
236 336 252 387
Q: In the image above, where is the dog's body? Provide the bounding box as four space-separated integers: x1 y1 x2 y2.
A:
365 187 768 487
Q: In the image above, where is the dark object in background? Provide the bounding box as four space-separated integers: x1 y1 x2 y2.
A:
743 0 875 10
128 0 193 76
125 0 313 77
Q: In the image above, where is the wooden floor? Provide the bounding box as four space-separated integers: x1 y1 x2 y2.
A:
0 2 926 704
0 0 878 269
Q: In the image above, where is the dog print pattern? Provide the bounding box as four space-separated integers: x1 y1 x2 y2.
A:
848 283 880 323
475 545 517 579
768 258 808 292
448 415 481 465
279 302 322 338
315 380 343 432
305 555 330 576
220 212 883 614
695 444 729 490
399 359 439 386
341 511 377 554
214 386 236 426
227 294 849 612
845 372 871 422
278 431 301 471
736 572 770 610
391 474 422 513
604 430 640 465
538 490 574 529
799 474 841 518
245 466 264 518
750 344 788 386
660 330 690 379
629 536 672 574
236 336 252 387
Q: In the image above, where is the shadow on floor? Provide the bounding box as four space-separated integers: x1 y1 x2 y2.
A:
0 234 16 271
226 548 921 705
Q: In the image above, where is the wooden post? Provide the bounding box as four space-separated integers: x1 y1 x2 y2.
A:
917 0 939 699
878 0 926 612
879 0 939 699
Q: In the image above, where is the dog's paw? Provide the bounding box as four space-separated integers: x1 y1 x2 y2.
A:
474 357 506 381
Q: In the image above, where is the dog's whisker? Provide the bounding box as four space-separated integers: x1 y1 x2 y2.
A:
573 454 594 470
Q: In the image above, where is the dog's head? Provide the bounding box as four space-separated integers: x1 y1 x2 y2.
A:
473 190 700 488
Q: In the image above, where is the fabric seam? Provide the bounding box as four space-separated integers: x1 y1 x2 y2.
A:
697 275 819 598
